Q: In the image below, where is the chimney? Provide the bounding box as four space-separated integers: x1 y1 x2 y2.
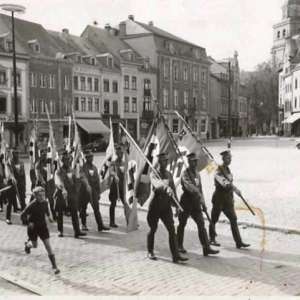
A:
62 28 69 34
105 23 111 34
128 15 134 21
119 21 126 38
149 21 153 26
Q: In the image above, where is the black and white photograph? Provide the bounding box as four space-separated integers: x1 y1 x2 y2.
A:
0 0 300 297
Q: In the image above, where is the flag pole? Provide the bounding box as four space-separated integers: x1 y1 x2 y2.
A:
152 93 217 235
119 123 183 212
175 110 255 216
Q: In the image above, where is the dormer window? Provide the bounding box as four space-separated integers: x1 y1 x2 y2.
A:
283 29 286 38
144 60 149 69
107 57 113 68
34 44 40 53
28 40 40 53
166 41 174 54
91 57 96 65
194 49 201 60
6 41 13 52
77 55 82 63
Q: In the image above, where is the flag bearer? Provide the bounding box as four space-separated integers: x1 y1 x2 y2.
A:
147 152 188 263
209 150 250 249
177 153 220 256
21 186 60 275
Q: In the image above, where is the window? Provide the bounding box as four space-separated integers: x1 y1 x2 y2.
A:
143 97 151 111
201 119 206 133
80 77 85 90
40 99 46 113
49 74 55 89
95 99 100 111
194 119 198 133
193 67 198 83
202 69 207 85
6 41 13 52
81 97 86 111
88 98 92 111
64 76 70 90
193 90 198 108
74 97 79 110
163 88 169 109
144 79 151 90
202 92 207 110
113 101 118 115
145 61 149 69
49 100 55 114
31 99 37 113
132 76 137 90
124 97 130 112
39 74 46 88
166 42 174 53
283 29 286 38
34 44 40 53
108 57 113 68
163 63 169 78
64 102 69 117
184 91 188 109
104 80 109 92
173 119 179 133
94 78 99 92
124 75 129 89
296 79 298 90
132 97 137 112
87 77 92 91
295 97 298 109
129 53 134 61
77 55 82 63
183 67 188 82
113 81 118 93
91 57 96 65
104 100 110 114
277 31 280 39
174 65 179 81
30 73 36 87
174 90 178 109
0 97 6 114
73 76 78 90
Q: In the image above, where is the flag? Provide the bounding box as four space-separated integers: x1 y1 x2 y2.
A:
29 128 38 186
72 118 82 179
99 120 114 193
66 116 72 153
0 122 6 180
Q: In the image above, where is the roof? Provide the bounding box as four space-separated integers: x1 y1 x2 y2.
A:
135 21 199 47
283 0 300 7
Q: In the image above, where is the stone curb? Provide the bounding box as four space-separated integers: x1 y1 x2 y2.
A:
102 201 300 236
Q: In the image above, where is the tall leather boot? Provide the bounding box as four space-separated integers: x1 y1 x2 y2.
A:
170 233 189 263
96 210 110 231
110 205 117 227
57 211 63 237
231 221 250 249
147 232 156 260
198 225 220 256
48 254 60 275
177 225 187 254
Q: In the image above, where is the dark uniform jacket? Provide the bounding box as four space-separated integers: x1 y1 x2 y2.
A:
35 159 55 200
109 159 125 200
149 168 177 209
212 164 234 204
180 168 203 211
20 199 49 226
6 159 26 197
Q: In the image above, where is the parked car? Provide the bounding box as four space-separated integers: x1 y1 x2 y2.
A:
83 140 108 153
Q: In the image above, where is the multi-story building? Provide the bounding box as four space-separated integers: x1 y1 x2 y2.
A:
113 15 210 139
81 24 157 140
239 83 248 136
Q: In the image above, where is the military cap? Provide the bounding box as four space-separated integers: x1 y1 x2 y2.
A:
60 150 71 159
12 147 20 153
186 152 198 161
32 186 45 194
40 148 47 154
220 150 231 157
156 152 169 161
115 144 124 151
84 150 93 157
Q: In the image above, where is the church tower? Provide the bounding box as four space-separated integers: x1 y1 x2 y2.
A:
271 0 300 67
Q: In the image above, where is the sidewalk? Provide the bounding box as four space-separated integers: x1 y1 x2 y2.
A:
1 201 300 296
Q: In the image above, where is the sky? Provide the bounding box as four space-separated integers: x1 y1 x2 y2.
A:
0 0 285 71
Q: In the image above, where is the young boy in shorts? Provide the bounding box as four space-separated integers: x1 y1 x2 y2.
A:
20 186 60 275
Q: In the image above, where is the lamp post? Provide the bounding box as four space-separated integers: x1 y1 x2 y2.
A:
0 4 26 148
228 61 231 149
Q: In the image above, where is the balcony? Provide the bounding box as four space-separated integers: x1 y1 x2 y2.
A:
102 114 121 120
144 89 151 97
142 110 154 120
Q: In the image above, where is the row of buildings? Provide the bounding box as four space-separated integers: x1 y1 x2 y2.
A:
0 13 249 151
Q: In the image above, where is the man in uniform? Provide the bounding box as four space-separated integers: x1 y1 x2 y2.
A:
54 151 89 238
79 150 110 232
109 145 125 228
6 147 26 224
177 153 220 256
209 150 250 249
147 152 188 263
35 149 56 220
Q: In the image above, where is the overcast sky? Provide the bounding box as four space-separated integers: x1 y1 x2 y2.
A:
1 0 285 71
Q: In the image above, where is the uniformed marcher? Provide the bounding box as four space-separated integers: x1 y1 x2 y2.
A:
109 145 125 228
6 147 26 224
177 153 220 256
35 149 56 220
79 150 110 232
21 186 60 275
147 152 189 263
209 150 250 248
54 151 90 238
0 161 6 212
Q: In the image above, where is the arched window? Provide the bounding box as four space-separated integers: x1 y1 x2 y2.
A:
283 29 286 38
277 31 280 39
296 79 298 89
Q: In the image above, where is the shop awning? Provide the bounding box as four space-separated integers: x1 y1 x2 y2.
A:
282 113 300 124
76 119 111 136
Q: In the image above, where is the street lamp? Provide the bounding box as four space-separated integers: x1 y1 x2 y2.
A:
0 4 26 148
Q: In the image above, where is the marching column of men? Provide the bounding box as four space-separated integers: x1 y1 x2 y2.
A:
0 143 251 273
